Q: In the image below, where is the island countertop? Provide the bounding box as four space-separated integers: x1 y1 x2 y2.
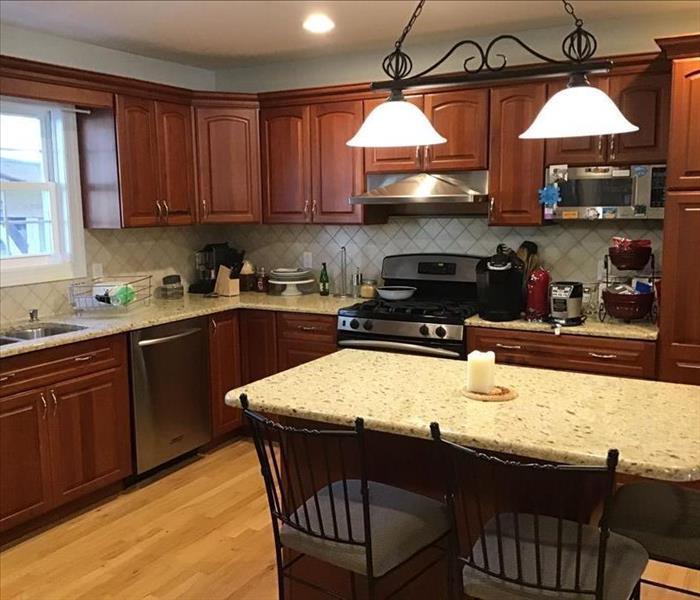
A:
226 349 700 482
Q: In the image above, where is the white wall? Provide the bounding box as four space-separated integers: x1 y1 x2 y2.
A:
215 10 700 92
0 23 216 90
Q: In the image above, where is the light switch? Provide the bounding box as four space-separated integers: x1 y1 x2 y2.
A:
303 252 313 268
92 263 104 278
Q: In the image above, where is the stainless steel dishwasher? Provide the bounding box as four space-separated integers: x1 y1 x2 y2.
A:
130 316 211 474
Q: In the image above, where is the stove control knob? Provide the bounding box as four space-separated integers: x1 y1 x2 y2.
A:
435 326 447 338
419 324 430 336
350 318 360 330
363 320 374 331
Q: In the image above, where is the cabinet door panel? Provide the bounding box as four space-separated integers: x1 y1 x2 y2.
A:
667 59 700 190
155 101 196 225
310 101 364 223
115 95 160 227
659 191 700 383
261 106 310 223
363 95 423 173
423 89 489 170
277 340 338 372
48 369 131 506
608 72 670 164
545 77 608 165
489 84 546 226
210 312 243 436
0 389 53 532
240 310 279 384
196 107 261 223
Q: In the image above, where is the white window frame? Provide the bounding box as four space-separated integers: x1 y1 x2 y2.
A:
0 97 87 287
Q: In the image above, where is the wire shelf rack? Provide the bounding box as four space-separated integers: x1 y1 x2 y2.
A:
69 275 152 315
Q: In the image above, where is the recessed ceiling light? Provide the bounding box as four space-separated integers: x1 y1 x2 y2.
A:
303 13 335 34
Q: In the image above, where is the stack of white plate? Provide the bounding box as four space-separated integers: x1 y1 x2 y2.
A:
269 268 316 296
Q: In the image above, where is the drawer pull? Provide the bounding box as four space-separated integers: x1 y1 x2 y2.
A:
496 343 522 350
588 352 617 360
297 326 318 332
74 355 94 362
40 393 48 419
50 390 58 416
0 373 15 382
678 362 700 369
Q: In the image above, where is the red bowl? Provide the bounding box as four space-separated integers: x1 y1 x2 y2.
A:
602 290 654 322
609 246 652 270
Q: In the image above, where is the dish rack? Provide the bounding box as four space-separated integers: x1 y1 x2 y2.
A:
69 275 152 314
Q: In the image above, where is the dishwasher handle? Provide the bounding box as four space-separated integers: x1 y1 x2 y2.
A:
137 327 202 347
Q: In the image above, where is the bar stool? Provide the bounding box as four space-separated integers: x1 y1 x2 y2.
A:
608 480 700 597
430 422 648 599
241 394 451 600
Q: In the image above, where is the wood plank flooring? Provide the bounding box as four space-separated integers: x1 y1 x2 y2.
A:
1 438 698 599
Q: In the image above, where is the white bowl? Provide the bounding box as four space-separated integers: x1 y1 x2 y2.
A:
376 286 417 301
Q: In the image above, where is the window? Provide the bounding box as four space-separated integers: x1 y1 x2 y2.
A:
0 97 86 287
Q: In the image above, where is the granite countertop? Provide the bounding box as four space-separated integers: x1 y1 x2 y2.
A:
465 315 658 341
0 292 353 358
226 349 700 482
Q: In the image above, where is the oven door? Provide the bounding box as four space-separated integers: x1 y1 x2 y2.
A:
337 331 464 359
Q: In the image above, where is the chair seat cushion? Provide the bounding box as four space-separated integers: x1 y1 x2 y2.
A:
462 513 648 600
608 481 700 568
279 479 449 577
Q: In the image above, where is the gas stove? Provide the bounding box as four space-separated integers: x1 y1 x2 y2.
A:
337 253 482 359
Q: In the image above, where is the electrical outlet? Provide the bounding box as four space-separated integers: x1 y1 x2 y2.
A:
302 252 313 268
92 263 103 278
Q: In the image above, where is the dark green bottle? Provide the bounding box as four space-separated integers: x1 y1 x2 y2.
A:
319 262 330 296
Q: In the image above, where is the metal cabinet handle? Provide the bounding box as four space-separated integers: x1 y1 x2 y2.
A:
50 390 58 417
424 146 430 164
163 200 170 220
609 136 615 160
588 352 617 360
297 325 318 332
597 135 603 154
312 200 317 215
40 392 48 419
211 319 218 332
156 200 164 220
415 146 420 162
137 327 201 347
303 199 309 217
0 373 15 383
496 343 522 350
74 354 94 362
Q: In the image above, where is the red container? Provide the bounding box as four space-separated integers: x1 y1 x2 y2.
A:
602 290 654 322
609 246 652 270
526 267 550 321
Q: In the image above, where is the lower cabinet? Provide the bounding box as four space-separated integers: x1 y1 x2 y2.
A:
276 312 338 371
209 311 243 436
467 327 657 380
0 335 131 533
240 309 279 384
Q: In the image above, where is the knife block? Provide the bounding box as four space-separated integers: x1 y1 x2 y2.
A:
214 266 240 297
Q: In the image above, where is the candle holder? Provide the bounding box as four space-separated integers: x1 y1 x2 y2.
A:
461 385 518 402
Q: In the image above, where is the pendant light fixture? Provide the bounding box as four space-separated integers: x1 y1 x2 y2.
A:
348 0 637 147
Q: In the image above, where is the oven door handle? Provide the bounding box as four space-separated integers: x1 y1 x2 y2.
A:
337 339 461 358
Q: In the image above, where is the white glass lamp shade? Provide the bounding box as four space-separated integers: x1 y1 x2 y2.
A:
520 85 639 139
347 98 446 147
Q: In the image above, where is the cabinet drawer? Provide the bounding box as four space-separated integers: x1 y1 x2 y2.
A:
0 335 127 397
276 312 337 344
467 327 656 379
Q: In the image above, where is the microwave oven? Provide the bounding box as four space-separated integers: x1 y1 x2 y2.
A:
545 164 666 220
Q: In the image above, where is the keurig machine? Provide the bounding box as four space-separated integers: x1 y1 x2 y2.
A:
476 247 525 321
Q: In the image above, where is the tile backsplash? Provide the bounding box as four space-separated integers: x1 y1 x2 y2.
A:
0 218 663 322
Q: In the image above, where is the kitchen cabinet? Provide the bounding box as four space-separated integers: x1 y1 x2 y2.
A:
209 311 243 436
488 83 546 226
0 335 131 533
665 58 700 190
310 101 364 224
276 312 337 371
195 106 261 223
545 72 670 166
466 327 657 380
0 389 53 532
240 310 279 384
362 89 489 173
658 191 700 384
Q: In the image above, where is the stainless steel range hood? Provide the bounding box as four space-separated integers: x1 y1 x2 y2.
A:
350 172 488 215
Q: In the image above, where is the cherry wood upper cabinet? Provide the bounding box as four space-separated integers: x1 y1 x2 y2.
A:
154 101 196 225
363 95 424 173
310 100 364 224
488 83 546 226
545 77 609 166
607 72 670 164
423 89 489 171
0 389 53 533
115 95 161 227
47 368 131 506
209 311 243 437
196 107 261 224
659 191 700 384
666 58 700 190
261 105 311 223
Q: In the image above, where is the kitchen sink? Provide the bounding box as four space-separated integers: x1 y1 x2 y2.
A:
0 322 87 341
0 336 18 346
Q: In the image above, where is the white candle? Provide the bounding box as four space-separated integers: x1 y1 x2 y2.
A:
466 350 496 394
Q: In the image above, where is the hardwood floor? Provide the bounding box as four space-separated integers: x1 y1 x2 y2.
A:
1 438 697 599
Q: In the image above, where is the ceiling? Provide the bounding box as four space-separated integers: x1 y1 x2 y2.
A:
1 0 697 68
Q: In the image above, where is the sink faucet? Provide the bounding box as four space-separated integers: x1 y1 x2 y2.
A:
28 308 39 322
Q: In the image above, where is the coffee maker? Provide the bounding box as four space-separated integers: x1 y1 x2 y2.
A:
476 247 525 321
189 243 241 294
